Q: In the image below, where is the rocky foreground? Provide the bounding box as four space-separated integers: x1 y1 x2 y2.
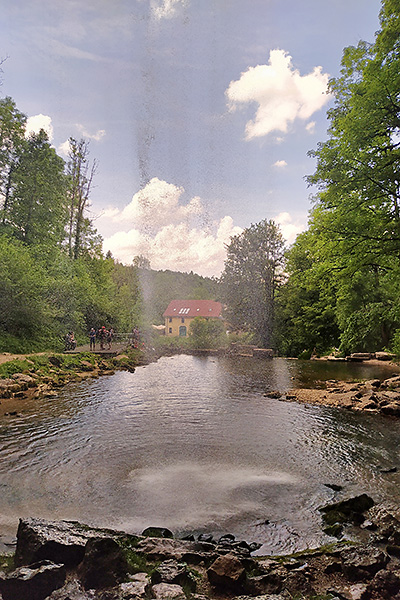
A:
2 497 400 600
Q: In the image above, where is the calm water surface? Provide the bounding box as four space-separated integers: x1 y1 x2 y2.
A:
1 355 400 554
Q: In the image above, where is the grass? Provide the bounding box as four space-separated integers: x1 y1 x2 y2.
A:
0 553 15 574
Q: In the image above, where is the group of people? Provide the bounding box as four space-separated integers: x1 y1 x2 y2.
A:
89 326 114 351
64 331 77 351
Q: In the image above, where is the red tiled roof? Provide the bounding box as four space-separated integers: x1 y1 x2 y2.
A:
163 300 223 318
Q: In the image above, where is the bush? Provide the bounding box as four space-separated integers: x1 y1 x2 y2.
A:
189 317 227 349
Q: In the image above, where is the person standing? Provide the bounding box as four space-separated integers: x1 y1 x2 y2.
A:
99 326 106 350
107 328 114 350
89 328 96 351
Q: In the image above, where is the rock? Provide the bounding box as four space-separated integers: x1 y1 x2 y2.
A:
117 577 150 599
207 553 246 592
364 568 400 599
366 379 381 388
284 571 316 597
381 375 400 389
0 380 19 398
198 533 214 543
265 391 282 399
218 534 235 544
78 537 129 590
375 351 395 361
152 582 186 599
328 583 367 599
378 466 397 473
46 579 93 599
348 353 373 361
135 536 215 563
381 403 400 416
324 483 344 492
340 545 389 581
0 560 66 600
141 526 173 539
11 373 37 388
151 559 196 592
48 356 62 368
245 570 285 595
79 360 95 372
319 494 375 527
15 518 108 568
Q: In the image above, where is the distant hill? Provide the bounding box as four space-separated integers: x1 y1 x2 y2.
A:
138 268 220 324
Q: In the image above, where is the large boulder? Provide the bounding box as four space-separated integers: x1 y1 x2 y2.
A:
207 553 246 592
15 518 104 567
0 560 66 600
77 537 129 590
15 518 138 569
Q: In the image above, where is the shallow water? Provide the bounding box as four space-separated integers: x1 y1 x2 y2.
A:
0 355 400 554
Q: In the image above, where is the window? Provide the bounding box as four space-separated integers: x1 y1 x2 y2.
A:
179 325 187 337
169 317 172 323
169 327 172 334
181 318 185 323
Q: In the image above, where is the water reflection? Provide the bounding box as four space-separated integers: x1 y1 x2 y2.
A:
0 355 399 553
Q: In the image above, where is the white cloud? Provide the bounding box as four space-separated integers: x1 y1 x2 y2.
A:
98 178 242 277
58 139 71 157
76 124 106 141
226 49 330 139
273 160 287 168
275 211 306 244
150 0 187 20
25 114 54 141
306 121 316 134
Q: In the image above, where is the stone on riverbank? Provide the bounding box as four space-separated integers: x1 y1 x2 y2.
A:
8 505 400 599
0 560 66 600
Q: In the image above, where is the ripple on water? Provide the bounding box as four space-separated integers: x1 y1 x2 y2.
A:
0 355 400 552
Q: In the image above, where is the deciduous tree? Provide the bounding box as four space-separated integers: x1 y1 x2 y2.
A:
221 219 285 348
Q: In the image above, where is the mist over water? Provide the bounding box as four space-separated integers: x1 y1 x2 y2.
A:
1 355 400 554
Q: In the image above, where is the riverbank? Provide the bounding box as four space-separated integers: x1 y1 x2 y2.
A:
279 364 400 418
2 497 400 600
0 348 145 413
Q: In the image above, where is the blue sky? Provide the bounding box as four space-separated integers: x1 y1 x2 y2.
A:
1 0 382 276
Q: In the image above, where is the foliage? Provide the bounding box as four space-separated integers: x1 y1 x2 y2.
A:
221 219 285 348
275 229 341 357
9 130 67 246
279 0 400 356
189 316 226 349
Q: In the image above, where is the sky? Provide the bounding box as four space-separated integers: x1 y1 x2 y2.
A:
1 0 382 277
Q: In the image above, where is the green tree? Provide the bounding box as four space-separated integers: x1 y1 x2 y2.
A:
0 97 26 227
189 316 226 349
303 0 400 352
9 130 67 246
275 228 340 357
221 219 285 348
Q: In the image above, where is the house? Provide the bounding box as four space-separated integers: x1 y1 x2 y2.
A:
163 299 223 337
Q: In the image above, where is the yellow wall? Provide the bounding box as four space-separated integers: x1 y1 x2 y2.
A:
165 316 192 336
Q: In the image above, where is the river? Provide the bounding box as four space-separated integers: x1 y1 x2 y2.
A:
1 354 400 554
